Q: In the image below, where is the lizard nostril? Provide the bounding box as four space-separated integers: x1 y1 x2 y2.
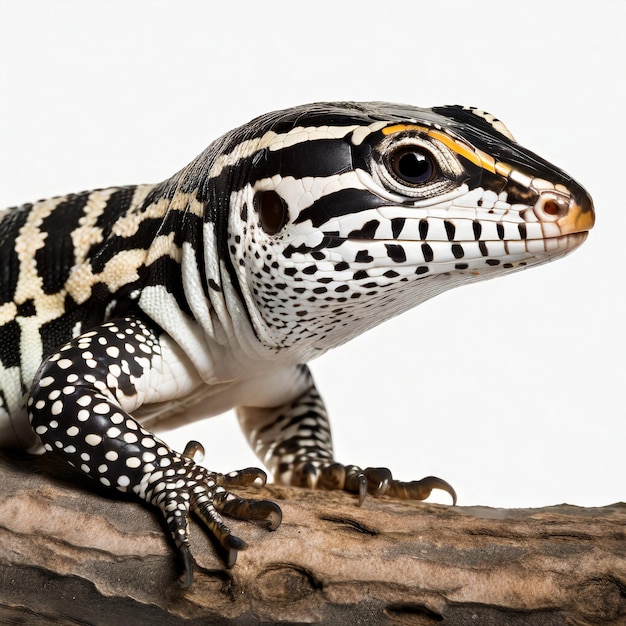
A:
534 191 570 221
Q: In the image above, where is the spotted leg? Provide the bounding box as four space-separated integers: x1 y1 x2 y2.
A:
27 316 281 587
237 364 456 505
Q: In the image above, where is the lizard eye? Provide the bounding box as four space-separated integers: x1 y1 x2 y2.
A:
388 147 436 186
255 190 288 234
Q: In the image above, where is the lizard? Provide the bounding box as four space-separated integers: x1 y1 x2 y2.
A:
0 102 595 586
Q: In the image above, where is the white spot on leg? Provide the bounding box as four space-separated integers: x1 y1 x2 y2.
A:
106 346 120 359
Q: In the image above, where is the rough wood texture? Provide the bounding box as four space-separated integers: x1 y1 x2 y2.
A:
0 451 624 625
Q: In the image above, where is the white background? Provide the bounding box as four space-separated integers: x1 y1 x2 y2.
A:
1 0 623 508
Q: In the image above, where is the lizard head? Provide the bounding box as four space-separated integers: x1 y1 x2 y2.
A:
210 102 594 353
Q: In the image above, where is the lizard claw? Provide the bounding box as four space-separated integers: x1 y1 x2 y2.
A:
178 543 195 589
344 465 369 506
226 545 239 569
223 533 246 568
182 440 205 463
363 467 393 496
386 475 457 505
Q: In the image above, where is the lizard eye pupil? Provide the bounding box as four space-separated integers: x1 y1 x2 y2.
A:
255 190 288 234
389 148 436 185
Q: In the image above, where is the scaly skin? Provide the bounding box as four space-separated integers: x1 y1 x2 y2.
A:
0 102 594 585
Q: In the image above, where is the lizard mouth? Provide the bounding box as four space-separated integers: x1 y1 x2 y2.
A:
332 230 589 252
316 231 589 273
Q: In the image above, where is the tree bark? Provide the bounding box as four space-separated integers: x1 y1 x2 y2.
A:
0 451 624 625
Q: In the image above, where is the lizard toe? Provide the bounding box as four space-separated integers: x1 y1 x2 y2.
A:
214 491 283 531
218 467 268 488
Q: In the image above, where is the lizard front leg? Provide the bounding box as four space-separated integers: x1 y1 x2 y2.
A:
237 364 457 505
27 316 280 586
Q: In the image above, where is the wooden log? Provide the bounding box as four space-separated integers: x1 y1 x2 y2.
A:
0 450 624 625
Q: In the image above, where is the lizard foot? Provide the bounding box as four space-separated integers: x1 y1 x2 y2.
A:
289 461 457 506
149 443 281 587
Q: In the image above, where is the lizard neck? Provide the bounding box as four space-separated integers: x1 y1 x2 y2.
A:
134 177 283 385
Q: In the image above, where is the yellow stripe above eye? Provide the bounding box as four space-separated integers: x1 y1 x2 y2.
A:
382 124 513 177
382 123 429 135
425 129 482 169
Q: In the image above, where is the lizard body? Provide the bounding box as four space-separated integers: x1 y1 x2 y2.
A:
0 102 595 585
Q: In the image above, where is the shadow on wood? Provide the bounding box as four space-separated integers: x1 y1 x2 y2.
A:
0 451 624 625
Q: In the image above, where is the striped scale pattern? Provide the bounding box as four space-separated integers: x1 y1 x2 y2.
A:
0 102 594 585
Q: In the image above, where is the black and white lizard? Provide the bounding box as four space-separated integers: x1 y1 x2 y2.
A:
0 102 595 586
